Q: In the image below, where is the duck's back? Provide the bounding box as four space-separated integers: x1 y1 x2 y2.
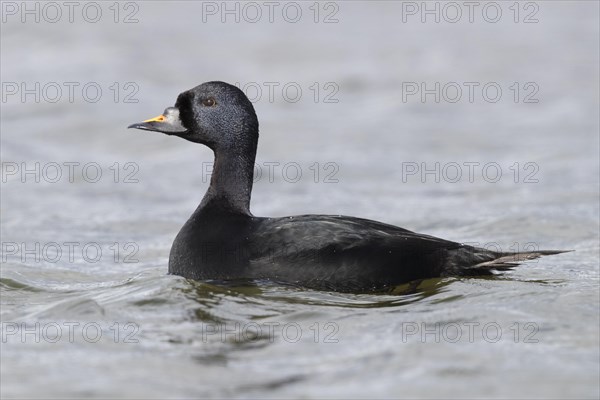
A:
247 215 471 290
168 211 493 291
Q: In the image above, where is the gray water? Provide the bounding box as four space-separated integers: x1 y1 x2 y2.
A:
1 1 599 399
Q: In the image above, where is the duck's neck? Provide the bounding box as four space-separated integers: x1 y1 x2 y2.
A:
199 145 256 216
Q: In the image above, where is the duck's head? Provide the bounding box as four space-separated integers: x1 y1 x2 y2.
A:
128 81 258 151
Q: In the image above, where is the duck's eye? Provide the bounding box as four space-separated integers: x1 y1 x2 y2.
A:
202 98 216 107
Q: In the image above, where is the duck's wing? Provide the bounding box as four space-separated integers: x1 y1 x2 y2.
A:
251 214 460 252
247 215 569 291
247 214 464 289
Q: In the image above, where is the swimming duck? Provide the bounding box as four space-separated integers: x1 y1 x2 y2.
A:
128 81 566 292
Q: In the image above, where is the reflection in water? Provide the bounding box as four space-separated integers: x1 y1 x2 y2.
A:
163 277 454 365
181 276 453 317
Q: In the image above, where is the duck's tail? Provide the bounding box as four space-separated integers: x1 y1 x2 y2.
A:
443 247 572 277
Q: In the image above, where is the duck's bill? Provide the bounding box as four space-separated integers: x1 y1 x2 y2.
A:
128 107 188 134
